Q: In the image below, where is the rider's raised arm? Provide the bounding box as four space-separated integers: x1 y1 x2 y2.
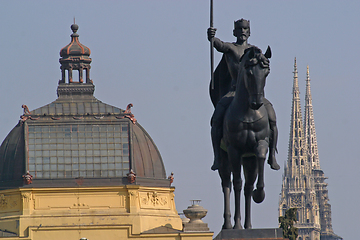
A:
207 27 231 53
213 38 231 53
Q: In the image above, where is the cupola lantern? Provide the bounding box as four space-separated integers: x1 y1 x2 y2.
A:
59 23 92 84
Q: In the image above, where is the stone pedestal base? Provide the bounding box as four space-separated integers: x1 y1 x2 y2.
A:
183 222 210 232
214 228 285 240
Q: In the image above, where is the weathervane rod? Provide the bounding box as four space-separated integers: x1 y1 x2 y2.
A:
210 0 214 89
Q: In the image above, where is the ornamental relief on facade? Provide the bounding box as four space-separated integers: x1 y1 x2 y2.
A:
140 191 169 209
33 192 126 210
0 194 7 209
21 192 32 201
0 194 19 211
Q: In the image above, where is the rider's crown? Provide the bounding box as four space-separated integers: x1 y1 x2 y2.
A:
234 19 250 29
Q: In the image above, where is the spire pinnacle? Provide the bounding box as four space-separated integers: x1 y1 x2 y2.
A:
304 65 320 170
293 58 298 77
287 57 307 174
292 58 300 98
306 65 310 80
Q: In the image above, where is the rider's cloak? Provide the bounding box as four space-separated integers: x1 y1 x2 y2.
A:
209 54 232 108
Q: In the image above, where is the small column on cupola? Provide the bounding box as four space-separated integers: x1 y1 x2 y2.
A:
59 23 92 84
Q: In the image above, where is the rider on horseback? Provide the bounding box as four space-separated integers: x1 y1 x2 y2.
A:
208 19 280 171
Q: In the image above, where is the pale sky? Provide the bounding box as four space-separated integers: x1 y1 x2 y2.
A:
0 1 358 239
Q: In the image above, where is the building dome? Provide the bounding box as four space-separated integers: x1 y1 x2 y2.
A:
0 24 168 189
60 24 91 58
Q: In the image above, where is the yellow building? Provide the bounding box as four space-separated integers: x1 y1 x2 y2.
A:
0 24 213 240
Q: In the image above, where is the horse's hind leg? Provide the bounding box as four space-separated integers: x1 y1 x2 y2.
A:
243 156 257 229
228 146 242 229
218 152 232 229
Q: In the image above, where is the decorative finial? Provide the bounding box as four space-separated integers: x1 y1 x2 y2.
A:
122 103 137 124
71 23 79 34
22 104 31 115
127 169 136 183
168 172 174 184
22 171 33 185
183 199 209 232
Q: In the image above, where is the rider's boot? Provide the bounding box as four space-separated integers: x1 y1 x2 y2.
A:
211 125 222 171
268 123 280 170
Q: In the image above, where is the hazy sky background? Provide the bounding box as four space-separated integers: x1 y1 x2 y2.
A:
0 1 358 239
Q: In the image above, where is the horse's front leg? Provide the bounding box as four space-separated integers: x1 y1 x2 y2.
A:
222 184 232 229
243 156 257 229
228 146 243 229
253 140 268 204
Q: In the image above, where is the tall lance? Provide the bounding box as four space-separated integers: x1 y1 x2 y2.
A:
210 0 214 89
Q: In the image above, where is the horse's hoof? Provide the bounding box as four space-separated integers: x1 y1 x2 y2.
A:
233 223 243 230
222 222 232 229
211 164 219 171
252 188 265 203
244 223 252 229
268 156 280 170
271 163 280 170
269 161 280 170
211 160 220 171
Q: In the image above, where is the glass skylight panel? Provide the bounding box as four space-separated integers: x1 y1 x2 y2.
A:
27 123 130 179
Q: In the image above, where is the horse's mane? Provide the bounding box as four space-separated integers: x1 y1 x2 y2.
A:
236 46 270 93
240 46 270 69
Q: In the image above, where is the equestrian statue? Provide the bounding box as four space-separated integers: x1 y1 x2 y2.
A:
208 18 280 229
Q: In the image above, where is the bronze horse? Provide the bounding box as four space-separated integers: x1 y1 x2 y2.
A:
219 46 272 229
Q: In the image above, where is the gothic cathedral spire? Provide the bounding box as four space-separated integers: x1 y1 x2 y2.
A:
304 66 321 170
279 59 342 240
287 58 308 175
279 58 321 240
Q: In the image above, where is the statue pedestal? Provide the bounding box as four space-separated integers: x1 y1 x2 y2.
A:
214 228 285 240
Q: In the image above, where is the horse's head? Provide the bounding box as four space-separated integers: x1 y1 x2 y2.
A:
242 46 271 110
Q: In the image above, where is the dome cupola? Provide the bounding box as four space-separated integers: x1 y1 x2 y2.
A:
59 23 92 84
0 24 168 189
